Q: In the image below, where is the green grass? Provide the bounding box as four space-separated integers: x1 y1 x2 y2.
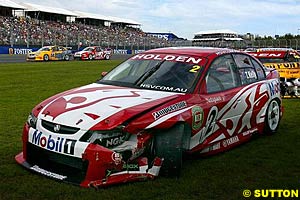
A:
0 61 300 200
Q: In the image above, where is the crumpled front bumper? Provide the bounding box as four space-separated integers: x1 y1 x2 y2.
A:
15 124 163 188
15 147 162 188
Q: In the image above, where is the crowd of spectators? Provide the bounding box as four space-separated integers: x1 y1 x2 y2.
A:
0 15 172 49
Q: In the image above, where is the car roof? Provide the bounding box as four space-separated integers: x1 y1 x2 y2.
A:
256 48 293 52
145 47 236 57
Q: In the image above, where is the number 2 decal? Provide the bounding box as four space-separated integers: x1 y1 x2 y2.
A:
199 106 219 143
189 65 201 73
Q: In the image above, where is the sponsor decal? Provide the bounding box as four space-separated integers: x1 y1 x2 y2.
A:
106 135 126 147
31 130 76 155
222 136 239 147
140 84 187 93
215 49 238 55
268 80 280 96
192 106 204 130
134 50 145 54
206 96 223 103
264 62 300 69
152 101 187 120
113 49 128 54
8 48 13 55
111 152 122 165
147 33 170 40
30 165 67 180
245 71 257 79
131 54 202 64
123 163 139 170
11 48 33 55
250 52 283 58
242 128 258 136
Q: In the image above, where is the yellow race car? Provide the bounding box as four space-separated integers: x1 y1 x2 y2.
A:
248 48 300 98
27 46 73 61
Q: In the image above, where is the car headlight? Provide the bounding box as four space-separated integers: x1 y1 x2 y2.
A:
27 113 37 129
80 126 130 149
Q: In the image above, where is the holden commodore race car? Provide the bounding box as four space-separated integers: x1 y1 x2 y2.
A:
74 46 111 60
27 46 73 61
247 48 300 98
16 47 282 188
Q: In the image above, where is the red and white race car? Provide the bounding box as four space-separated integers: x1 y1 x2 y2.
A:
16 47 282 188
74 46 111 60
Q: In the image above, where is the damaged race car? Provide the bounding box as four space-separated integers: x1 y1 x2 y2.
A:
15 47 283 188
247 48 300 98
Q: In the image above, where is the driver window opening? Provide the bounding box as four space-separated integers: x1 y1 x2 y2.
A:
205 55 240 93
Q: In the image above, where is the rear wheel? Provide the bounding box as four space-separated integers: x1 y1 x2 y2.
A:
64 54 70 61
88 54 93 60
264 99 280 134
153 124 185 176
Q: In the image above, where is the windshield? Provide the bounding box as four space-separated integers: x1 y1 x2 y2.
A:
99 53 205 93
82 47 94 51
38 47 50 52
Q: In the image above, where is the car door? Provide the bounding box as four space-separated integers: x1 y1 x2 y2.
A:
231 53 269 131
195 53 243 147
50 46 60 60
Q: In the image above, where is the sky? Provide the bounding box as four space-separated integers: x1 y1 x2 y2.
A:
17 0 300 39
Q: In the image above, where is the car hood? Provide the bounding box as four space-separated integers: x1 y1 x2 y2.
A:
28 51 39 56
36 83 183 131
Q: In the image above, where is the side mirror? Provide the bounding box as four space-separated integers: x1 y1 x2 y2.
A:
101 71 108 77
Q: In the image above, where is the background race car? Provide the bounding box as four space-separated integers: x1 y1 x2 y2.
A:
247 48 300 98
27 46 73 61
74 46 111 60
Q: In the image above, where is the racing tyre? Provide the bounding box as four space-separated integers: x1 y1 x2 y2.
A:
64 54 70 61
43 54 49 61
153 124 185 177
264 99 281 134
105 54 110 60
88 54 93 60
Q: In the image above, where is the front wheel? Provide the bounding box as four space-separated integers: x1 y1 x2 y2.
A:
153 124 185 176
88 54 93 60
264 99 281 134
43 54 49 61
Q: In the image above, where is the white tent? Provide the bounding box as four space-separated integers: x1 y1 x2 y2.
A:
20 2 77 16
194 29 238 36
108 16 141 26
73 10 112 22
0 0 26 9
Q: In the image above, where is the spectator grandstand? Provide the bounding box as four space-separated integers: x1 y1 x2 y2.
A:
0 1 174 50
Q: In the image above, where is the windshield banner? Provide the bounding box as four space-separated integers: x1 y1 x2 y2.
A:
131 54 202 64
